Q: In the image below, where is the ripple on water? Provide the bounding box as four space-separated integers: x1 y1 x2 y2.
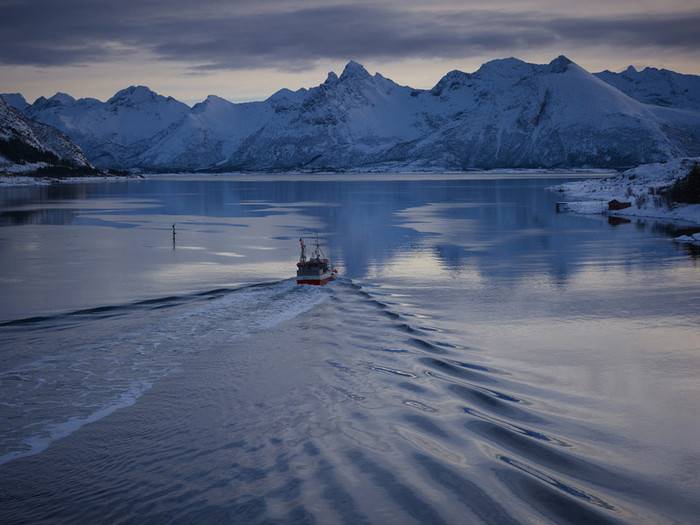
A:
2 276 697 524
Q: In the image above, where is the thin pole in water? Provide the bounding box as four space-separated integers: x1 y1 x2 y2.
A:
172 223 176 250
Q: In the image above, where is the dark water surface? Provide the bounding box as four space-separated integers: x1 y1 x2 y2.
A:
1 174 699 524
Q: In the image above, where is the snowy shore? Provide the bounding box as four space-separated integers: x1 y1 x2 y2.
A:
0 174 137 186
0 160 138 186
1 167 608 186
549 158 700 227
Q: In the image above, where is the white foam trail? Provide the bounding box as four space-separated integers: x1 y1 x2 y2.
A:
0 381 151 467
0 280 330 468
256 286 329 329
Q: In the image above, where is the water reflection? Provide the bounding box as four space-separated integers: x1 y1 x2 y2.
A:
1 175 699 524
0 175 696 320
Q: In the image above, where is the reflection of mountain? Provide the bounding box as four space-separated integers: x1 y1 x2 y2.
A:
294 178 687 284
214 178 698 283
392 180 694 286
1 177 690 284
384 179 609 284
0 183 90 225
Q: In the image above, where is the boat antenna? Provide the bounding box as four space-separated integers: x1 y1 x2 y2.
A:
313 232 327 260
299 237 306 263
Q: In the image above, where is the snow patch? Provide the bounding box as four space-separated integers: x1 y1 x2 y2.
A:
674 233 700 244
14 56 700 172
550 157 700 224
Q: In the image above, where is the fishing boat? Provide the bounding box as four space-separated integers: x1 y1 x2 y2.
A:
296 237 337 285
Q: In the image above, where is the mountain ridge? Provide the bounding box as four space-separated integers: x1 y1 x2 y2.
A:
3 56 700 172
0 96 96 174
593 66 700 111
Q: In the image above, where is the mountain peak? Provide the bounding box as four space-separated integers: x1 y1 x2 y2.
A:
548 55 573 73
49 92 75 104
623 65 638 75
108 85 159 104
204 94 228 104
0 93 29 111
475 57 530 77
431 70 470 96
324 71 339 85
340 61 371 81
192 94 233 113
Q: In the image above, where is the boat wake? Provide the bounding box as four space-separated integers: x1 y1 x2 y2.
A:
279 278 699 525
0 279 329 466
1 278 698 524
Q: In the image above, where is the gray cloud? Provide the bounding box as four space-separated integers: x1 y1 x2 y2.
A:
1 1 699 70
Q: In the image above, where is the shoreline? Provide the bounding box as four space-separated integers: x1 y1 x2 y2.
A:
2 168 614 186
0 173 141 186
549 157 700 227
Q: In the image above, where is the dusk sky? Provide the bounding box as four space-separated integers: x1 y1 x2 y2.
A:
1 0 699 105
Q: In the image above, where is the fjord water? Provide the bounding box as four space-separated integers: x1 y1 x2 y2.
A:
0 174 699 524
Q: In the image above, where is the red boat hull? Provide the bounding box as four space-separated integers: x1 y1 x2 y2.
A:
297 275 335 286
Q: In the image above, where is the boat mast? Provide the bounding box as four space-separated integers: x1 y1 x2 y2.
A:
299 238 306 263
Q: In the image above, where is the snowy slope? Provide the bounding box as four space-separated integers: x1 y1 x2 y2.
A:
218 56 700 170
12 57 700 171
0 93 29 112
595 67 700 111
551 157 700 224
23 86 190 168
136 95 275 170
219 61 430 170
0 97 91 170
128 61 430 170
400 56 698 169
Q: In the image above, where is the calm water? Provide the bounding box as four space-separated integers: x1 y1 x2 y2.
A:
1 174 699 524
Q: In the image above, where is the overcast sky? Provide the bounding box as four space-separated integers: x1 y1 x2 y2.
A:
1 0 699 105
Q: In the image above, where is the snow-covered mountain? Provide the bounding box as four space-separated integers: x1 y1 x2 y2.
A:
595 66 700 111
216 57 700 170
137 94 275 170
20 86 190 168
0 97 92 171
6 56 700 171
0 93 29 112
399 56 700 170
